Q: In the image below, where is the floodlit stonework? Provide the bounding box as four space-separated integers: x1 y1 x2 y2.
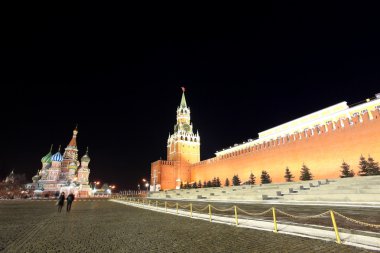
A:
151 92 380 191
32 127 92 197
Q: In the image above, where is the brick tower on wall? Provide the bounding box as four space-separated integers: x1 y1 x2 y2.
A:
151 88 200 190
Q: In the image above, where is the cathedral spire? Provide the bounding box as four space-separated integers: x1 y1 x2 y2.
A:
67 125 78 147
180 87 187 108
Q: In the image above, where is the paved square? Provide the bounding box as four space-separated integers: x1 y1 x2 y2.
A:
0 200 374 252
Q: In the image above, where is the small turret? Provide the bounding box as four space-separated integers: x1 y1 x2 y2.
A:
80 147 91 163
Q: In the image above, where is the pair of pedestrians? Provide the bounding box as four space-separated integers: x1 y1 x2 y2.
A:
57 192 75 212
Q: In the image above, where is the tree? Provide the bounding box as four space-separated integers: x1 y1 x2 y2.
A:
367 155 380 175
248 172 256 185
260 170 272 184
180 181 183 189
340 161 354 178
284 167 294 182
212 177 217 187
216 177 221 187
300 164 313 181
206 180 212 187
232 175 241 186
203 181 207 188
192 182 197 188
358 155 369 176
197 180 202 188
225 178 230 187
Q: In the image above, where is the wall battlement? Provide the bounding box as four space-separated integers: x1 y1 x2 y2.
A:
191 108 380 167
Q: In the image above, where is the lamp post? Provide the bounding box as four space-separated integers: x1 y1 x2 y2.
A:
92 181 100 193
142 178 150 192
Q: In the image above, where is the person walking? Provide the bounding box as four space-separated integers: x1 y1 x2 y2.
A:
66 193 75 212
57 192 65 213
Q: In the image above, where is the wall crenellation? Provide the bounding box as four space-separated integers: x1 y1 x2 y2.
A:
191 108 380 167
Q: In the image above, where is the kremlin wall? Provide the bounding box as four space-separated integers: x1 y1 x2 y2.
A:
151 92 380 191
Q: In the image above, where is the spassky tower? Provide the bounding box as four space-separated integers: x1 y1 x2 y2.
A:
167 87 200 188
151 88 201 190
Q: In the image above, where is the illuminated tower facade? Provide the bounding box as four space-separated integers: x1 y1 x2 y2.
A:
78 147 91 185
61 126 79 179
150 88 200 189
167 90 200 164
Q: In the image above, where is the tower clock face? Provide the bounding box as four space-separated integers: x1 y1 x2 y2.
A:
183 124 190 132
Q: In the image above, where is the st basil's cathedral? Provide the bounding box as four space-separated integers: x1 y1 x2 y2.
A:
32 126 92 197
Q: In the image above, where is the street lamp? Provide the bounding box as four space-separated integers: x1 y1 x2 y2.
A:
142 178 150 191
93 181 100 190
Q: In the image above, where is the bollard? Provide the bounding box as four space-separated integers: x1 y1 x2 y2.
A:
149 200 151 206
330 210 341 244
272 207 278 233
156 201 158 208
176 203 179 214
165 201 167 212
209 204 212 222
234 205 238 225
190 203 193 217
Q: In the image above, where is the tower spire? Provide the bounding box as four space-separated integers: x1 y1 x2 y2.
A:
180 87 187 108
67 125 78 147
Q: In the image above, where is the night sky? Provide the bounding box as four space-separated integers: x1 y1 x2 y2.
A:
1 3 379 190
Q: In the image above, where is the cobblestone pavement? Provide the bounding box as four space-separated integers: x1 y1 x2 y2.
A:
0 200 376 252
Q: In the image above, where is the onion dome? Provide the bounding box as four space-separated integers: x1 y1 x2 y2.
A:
81 147 91 163
69 161 77 170
41 145 53 163
51 145 63 162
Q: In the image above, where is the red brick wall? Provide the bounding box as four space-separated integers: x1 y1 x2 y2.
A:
191 110 380 184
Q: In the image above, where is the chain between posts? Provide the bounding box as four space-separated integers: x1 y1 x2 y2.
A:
276 209 330 219
211 206 235 212
333 211 380 228
118 199 380 242
192 205 210 212
236 207 272 216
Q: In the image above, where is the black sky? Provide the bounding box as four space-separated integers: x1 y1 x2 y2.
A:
1 3 379 189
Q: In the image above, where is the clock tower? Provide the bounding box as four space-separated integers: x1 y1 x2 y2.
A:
167 88 200 187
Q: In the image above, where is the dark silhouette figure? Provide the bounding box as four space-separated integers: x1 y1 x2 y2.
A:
57 192 65 213
66 193 75 212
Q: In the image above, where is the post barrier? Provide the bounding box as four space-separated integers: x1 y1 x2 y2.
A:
330 210 341 244
234 205 238 225
116 199 379 244
149 200 151 206
272 207 278 233
209 204 212 222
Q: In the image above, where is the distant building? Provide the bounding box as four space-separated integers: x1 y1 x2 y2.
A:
32 127 92 197
4 170 15 183
151 91 380 190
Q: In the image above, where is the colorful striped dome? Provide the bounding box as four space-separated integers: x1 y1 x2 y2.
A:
41 145 53 163
51 151 63 162
41 152 52 163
